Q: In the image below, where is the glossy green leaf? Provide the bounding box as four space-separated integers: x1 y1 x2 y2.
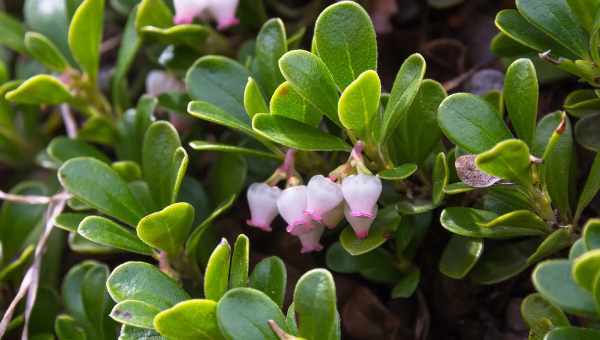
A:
432 152 448 205
140 25 209 49
391 268 420 299
388 79 446 165
0 245 34 282
217 288 287 340
269 81 321 127
111 300 160 329
440 207 546 239
24 0 73 59
48 136 110 164
491 32 536 58
188 100 260 139
338 70 380 138
230 234 249 289
583 219 600 251
69 232 115 255
251 18 287 97
0 11 27 53
438 93 512 153
396 200 435 215
564 89 600 118
119 325 166 340
154 300 223 340
532 260 596 317
575 112 600 151
521 293 570 329
279 50 340 125
339 206 402 255
249 256 287 308
204 238 231 301
68 0 104 82
475 139 532 186
470 238 538 284
477 210 549 231
185 56 250 122
495 9 578 60
293 269 337 340
78 216 153 255
504 58 538 146
567 0 600 31
142 121 188 208
380 53 426 143
377 164 418 181
545 327 600 340
55 213 88 233
185 195 236 259
59 158 147 226
25 32 69 72
62 261 97 323
516 0 589 58
243 77 268 119
314 1 376 90
55 315 86 340
81 263 115 339
252 114 350 151
135 0 172 30
570 239 588 260
439 235 483 279
78 116 117 146
572 249 600 291
527 228 572 264
137 202 194 256
112 9 140 114
107 261 190 310
112 161 142 182
6 75 73 105
189 141 281 160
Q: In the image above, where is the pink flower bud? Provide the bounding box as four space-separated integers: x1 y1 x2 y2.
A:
297 225 325 253
173 0 208 25
322 203 344 229
304 175 344 222
246 183 281 231
344 204 378 239
277 186 315 235
208 0 240 30
342 174 382 218
145 70 185 97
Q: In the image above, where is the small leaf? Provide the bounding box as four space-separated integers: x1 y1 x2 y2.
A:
48 136 110 164
185 195 236 259
188 100 256 137
217 288 288 340
230 234 250 289
0 11 27 53
575 112 600 151
107 261 190 310
252 114 351 151
140 25 209 50
470 238 539 284
521 293 570 329
314 1 377 90
249 256 287 308
25 32 69 72
189 141 281 160
78 216 154 256
293 269 338 340
570 239 588 261
142 121 188 208
527 228 572 264
478 210 549 232
251 18 287 97
135 0 172 30
204 238 231 301
380 53 426 143
391 268 420 298
279 50 340 125
440 207 546 239
137 202 194 256
432 152 448 205
455 154 502 188
583 219 600 250
55 212 88 232
112 161 143 182
55 315 86 340
244 77 268 119
545 327 600 340
110 300 161 329
377 164 418 180
112 8 140 114
68 0 104 82
532 260 596 317
119 325 166 340
338 70 380 138
475 139 532 186
269 81 321 127
59 158 147 226
439 235 483 279
504 58 538 146
572 249 600 291
6 75 73 105
154 299 223 340
438 93 512 153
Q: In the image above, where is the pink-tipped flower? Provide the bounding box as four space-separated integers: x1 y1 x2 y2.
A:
208 0 240 30
297 225 325 253
246 183 281 231
342 174 382 218
344 204 378 239
304 175 344 222
277 186 315 235
173 0 209 25
322 203 344 229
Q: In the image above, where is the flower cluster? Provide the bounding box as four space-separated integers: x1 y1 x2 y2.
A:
173 0 240 30
246 144 382 253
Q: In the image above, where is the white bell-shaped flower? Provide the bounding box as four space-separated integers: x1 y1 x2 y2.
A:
322 203 344 229
344 204 378 239
173 0 209 25
304 175 344 222
342 174 382 218
297 225 325 253
246 183 281 231
277 186 314 235
208 0 240 30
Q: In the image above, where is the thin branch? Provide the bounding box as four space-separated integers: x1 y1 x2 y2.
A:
0 190 71 205
101 34 122 55
60 104 77 138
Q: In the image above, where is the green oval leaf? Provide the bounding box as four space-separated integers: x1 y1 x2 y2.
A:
269 81 321 127
470 238 539 284
293 269 337 340
243 77 268 119
251 18 287 97
110 300 161 329
377 164 418 181
583 219 600 250
48 136 110 165
249 257 287 308
6 75 73 105
68 0 104 82
545 327 600 340
439 235 483 279
137 202 194 256
314 1 377 90
205 238 231 301
521 293 570 329
78 216 154 256
338 70 380 138
575 112 600 151
154 299 223 340
230 234 249 289
475 139 532 186
189 141 281 160
504 58 538 146
25 31 69 72
572 249 600 291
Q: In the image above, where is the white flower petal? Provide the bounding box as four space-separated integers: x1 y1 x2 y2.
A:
344 204 377 239
297 225 325 253
342 174 382 217
246 183 281 231
305 175 344 222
